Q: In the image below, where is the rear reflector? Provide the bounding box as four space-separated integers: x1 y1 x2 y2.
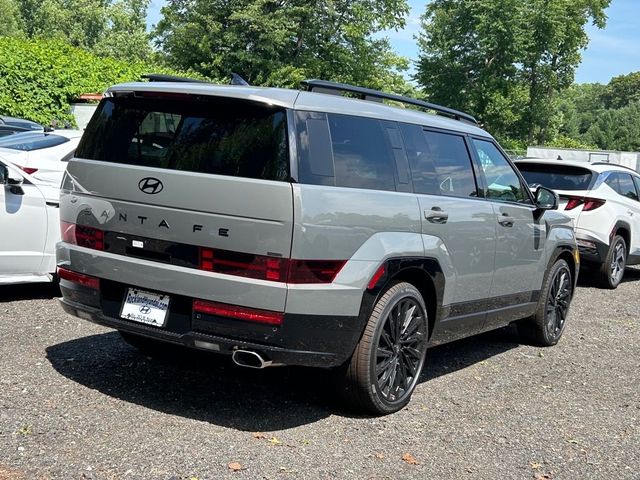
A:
61 222 104 250
193 299 283 326
57 267 100 290
367 265 386 290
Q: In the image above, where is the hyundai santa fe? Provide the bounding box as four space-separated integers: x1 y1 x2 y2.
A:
57 78 579 414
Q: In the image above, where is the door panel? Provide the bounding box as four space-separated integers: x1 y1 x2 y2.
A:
0 174 48 276
400 125 496 341
470 139 544 300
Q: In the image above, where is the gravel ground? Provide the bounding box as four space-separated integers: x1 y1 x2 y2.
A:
0 270 638 480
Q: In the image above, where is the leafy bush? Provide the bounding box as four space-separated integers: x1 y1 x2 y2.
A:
0 36 194 126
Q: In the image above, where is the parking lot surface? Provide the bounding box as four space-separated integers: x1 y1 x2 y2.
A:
0 272 638 479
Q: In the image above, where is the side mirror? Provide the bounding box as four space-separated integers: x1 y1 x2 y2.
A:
535 186 558 210
1 163 25 195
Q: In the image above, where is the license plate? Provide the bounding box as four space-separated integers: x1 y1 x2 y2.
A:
120 288 170 327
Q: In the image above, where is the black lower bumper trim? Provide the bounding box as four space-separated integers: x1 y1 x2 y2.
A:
59 297 354 368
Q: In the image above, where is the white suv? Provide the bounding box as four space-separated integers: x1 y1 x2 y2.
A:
516 159 640 288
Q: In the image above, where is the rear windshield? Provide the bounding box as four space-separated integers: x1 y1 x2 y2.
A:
0 132 69 151
516 162 594 191
76 95 290 181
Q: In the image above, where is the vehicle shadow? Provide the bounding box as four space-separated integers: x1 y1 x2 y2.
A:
46 327 519 430
0 282 60 302
576 265 640 288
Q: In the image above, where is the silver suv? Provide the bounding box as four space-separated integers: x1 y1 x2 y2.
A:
57 79 579 414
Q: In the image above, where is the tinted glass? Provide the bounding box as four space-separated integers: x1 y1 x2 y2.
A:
516 163 594 191
0 132 69 151
327 114 396 191
76 96 289 181
607 172 639 200
633 176 640 199
473 139 529 203
406 129 476 197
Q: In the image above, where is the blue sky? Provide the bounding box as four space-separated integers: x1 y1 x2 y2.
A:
147 0 640 84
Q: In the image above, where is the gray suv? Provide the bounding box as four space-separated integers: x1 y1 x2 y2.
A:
57 79 579 414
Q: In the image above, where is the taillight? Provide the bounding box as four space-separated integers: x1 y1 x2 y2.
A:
583 198 606 211
61 221 104 250
19 166 38 175
563 196 605 212
564 196 584 210
198 247 345 284
199 247 288 282
57 267 100 289
287 260 346 284
193 299 283 326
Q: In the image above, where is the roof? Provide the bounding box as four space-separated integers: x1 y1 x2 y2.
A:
108 82 491 138
515 158 639 175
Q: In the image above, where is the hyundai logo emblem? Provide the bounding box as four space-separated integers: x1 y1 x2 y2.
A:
139 305 151 314
138 177 164 194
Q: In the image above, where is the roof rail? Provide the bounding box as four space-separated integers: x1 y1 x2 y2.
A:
591 161 638 173
141 73 210 84
301 79 478 125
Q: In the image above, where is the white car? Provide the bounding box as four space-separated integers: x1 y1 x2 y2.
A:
0 130 82 185
516 159 640 288
0 158 60 284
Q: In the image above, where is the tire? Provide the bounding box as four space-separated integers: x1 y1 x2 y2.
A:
598 235 626 289
338 282 429 415
119 331 166 355
518 258 573 347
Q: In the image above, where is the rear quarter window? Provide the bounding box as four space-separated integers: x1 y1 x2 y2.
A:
76 95 290 181
296 113 398 191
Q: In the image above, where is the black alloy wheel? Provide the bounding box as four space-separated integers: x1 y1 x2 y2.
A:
374 296 427 404
339 282 429 415
544 262 572 341
518 257 573 347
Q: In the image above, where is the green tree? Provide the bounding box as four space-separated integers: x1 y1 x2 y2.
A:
0 0 24 37
15 0 151 61
586 102 640 151
601 71 640 109
415 0 526 138
519 0 610 144
0 37 184 126
154 0 412 92
416 0 610 144
556 82 607 138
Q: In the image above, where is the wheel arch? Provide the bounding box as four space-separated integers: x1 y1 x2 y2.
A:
611 221 631 255
549 245 578 294
359 257 445 342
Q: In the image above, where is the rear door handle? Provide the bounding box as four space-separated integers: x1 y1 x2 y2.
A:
425 207 449 224
498 214 515 227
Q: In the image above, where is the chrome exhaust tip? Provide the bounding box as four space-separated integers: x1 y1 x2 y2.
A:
232 349 273 369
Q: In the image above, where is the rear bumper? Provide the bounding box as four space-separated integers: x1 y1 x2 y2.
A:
58 278 364 368
574 230 608 264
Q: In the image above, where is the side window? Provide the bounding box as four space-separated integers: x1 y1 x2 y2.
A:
607 172 639 201
327 114 396 191
402 126 477 197
633 176 640 199
472 139 530 204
